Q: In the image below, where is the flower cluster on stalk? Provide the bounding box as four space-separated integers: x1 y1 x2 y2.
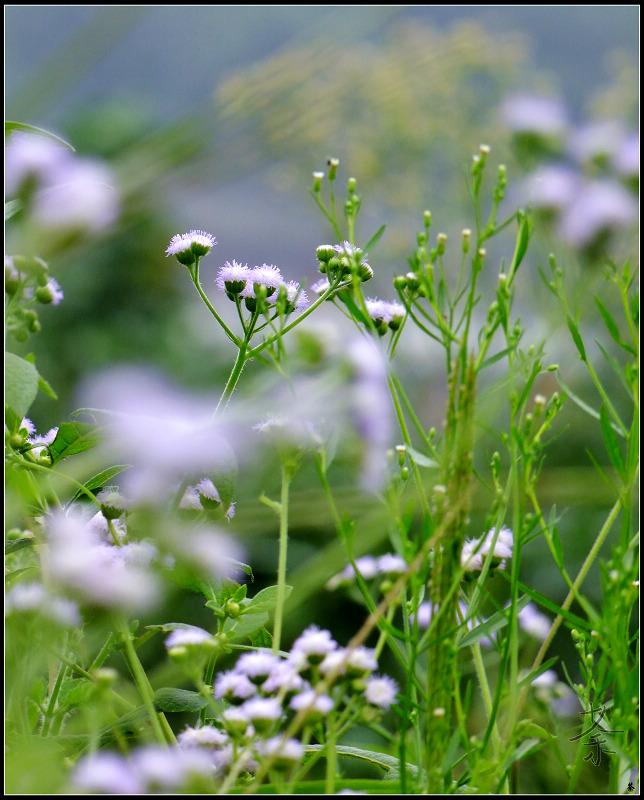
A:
216 260 308 315
69 625 399 793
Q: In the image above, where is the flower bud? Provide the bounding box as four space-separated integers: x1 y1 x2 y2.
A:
327 157 339 181
312 171 324 192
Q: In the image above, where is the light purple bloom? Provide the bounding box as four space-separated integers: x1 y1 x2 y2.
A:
521 166 579 211
518 602 551 640
165 627 213 649
558 179 637 248
72 752 142 794
214 670 258 702
236 651 282 683
216 260 251 295
45 510 160 611
500 94 568 137
346 337 392 491
130 745 214 790
364 675 398 709
291 625 338 662
568 120 627 164
311 277 331 295
289 689 335 716
166 229 216 258
77 367 237 504
178 725 229 749
5 582 81 627
461 526 513 571
33 159 119 233
377 553 407 575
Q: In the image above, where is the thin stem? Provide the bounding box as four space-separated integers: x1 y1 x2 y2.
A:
272 462 293 656
191 260 240 347
112 617 168 746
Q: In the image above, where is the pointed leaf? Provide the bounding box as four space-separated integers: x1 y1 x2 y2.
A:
599 405 626 480
5 121 75 150
49 422 104 464
5 352 39 417
153 687 208 713
364 224 386 253
406 446 438 469
246 584 292 614
594 296 635 355
566 316 586 361
70 465 131 503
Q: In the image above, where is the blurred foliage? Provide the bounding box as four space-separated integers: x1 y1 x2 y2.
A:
215 21 533 237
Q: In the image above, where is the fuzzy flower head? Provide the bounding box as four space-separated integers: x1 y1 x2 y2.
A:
290 625 338 667
461 526 514 572
166 230 216 265
364 675 398 709
216 260 251 298
332 241 373 282
364 298 405 335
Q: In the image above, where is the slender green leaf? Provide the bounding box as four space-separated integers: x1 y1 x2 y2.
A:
599 405 626 480
517 656 560 689
304 744 419 780
5 199 21 221
406 446 438 469
37 374 57 400
480 345 516 371
594 339 630 394
594 296 635 355
5 121 75 150
5 566 40 586
364 223 386 253
5 537 36 555
566 316 586 361
70 465 131 502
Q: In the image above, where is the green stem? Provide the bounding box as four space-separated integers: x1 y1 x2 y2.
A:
191 261 240 347
113 617 168 746
272 462 293 655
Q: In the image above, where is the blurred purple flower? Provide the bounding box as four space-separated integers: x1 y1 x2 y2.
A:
500 94 568 137
558 179 638 248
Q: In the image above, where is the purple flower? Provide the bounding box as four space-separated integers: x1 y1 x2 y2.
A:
216 260 251 296
166 230 216 259
558 179 637 248
500 94 568 137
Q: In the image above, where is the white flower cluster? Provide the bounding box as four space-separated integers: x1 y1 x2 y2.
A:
19 417 59 460
461 526 514 572
216 260 308 314
326 553 407 590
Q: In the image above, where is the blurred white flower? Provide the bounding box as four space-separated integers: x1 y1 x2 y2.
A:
32 159 118 233
364 675 398 709
77 366 237 504
346 337 392 491
518 602 551 640
44 510 160 612
5 582 81 627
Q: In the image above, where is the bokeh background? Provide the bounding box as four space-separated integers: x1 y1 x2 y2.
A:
5 7 638 792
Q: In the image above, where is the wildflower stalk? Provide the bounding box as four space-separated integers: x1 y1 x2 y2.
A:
423 355 476 792
112 617 169 746
272 460 296 656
